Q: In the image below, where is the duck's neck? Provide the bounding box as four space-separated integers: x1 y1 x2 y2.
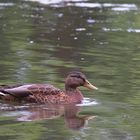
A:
65 86 84 103
65 85 76 92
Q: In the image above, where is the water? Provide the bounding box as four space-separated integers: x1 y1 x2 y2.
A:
0 0 140 139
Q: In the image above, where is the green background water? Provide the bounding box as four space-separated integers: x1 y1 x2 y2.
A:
0 0 140 140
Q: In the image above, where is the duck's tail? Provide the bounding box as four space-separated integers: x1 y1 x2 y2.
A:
0 91 6 96
0 90 11 96
0 89 21 100
0 85 9 96
0 90 7 100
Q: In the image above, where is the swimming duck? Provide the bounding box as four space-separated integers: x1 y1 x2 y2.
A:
0 71 98 104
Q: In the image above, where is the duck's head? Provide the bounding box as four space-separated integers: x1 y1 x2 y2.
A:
65 71 98 91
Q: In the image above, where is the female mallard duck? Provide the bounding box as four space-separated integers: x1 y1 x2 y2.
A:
0 71 98 104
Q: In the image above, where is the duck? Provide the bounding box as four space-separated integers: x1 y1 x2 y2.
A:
0 71 98 104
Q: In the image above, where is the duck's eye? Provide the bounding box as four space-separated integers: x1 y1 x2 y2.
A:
70 74 80 78
72 75 82 79
71 75 81 79
70 74 85 80
70 74 86 83
77 75 86 82
76 75 81 78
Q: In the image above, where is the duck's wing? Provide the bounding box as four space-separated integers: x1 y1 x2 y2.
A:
0 84 33 99
0 84 62 99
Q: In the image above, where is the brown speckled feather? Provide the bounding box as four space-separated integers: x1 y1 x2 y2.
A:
0 84 70 104
25 84 70 104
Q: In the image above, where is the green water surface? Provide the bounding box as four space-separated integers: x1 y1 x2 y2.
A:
0 0 140 140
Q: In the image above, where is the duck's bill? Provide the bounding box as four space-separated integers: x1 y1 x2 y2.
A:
84 80 98 90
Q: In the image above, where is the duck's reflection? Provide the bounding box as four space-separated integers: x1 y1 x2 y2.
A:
17 104 96 130
64 105 96 130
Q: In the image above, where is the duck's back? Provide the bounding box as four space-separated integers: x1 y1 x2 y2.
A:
0 84 65 103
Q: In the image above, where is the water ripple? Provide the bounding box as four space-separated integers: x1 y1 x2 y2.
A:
0 3 14 7
68 3 137 11
76 98 99 106
25 1 138 12
103 27 140 33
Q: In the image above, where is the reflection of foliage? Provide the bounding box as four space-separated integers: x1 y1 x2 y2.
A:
0 117 46 140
